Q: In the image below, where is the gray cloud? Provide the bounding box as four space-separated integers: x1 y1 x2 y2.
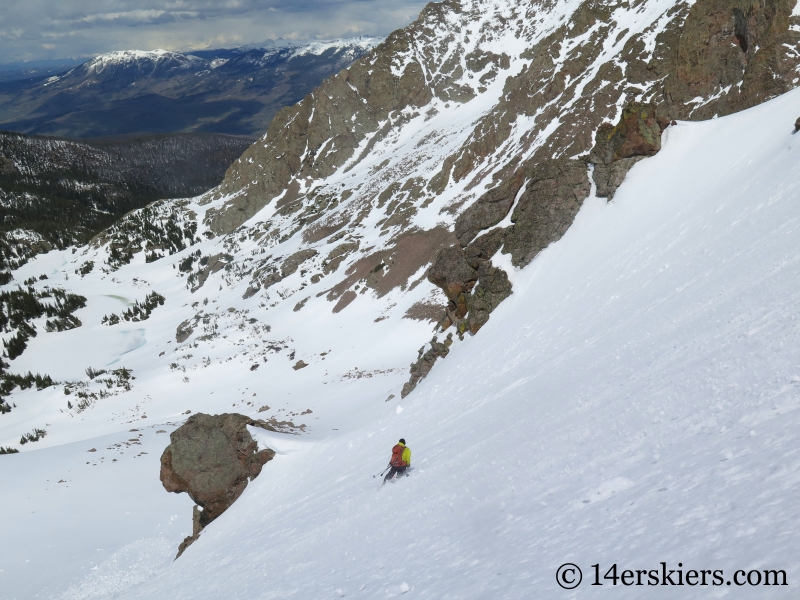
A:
0 0 429 63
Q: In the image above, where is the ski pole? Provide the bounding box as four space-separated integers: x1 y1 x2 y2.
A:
373 463 391 478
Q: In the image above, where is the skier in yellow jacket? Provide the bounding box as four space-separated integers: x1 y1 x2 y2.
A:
383 438 411 483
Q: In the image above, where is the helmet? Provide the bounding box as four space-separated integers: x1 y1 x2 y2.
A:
399 438 406 444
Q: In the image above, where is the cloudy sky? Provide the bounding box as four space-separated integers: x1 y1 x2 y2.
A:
0 0 430 64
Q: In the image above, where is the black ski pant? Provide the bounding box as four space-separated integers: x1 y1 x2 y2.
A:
384 466 407 482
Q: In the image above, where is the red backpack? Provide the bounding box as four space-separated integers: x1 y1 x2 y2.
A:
390 444 407 467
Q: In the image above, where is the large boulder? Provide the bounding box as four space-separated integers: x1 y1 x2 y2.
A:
160 413 275 557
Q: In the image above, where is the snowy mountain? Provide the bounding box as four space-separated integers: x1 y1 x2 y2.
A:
0 38 381 138
2 0 800 598
72 49 205 78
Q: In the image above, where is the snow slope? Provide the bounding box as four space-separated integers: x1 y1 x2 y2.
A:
0 428 192 600
21 73 798 599
153 86 800 597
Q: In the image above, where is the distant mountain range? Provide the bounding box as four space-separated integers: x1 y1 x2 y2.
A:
0 38 380 138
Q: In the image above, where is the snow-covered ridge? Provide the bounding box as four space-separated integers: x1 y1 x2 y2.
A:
79 49 203 74
289 36 382 58
71 38 384 76
14 38 378 138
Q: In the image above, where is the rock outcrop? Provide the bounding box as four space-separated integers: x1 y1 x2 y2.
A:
428 156 590 324
411 106 663 390
427 246 479 319
175 319 193 343
502 159 592 268
588 103 666 200
160 413 276 557
401 334 454 398
412 158 591 392
662 0 800 121
464 260 513 334
454 167 529 246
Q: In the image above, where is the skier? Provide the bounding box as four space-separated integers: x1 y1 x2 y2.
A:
383 438 411 483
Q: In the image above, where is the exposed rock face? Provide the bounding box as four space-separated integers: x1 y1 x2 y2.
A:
243 249 318 299
465 261 513 334
205 9 449 235
281 249 318 278
175 319 193 343
432 227 513 336
401 333 454 398
589 103 663 165
189 0 800 297
414 101 664 390
502 159 592 268
463 227 506 268
454 168 529 246
662 0 800 121
323 241 359 275
591 157 644 201
160 413 275 557
191 253 233 292
415 158 590 389
429 157 590 326
589 103 665 200
324 227 458 313
427 246 478 307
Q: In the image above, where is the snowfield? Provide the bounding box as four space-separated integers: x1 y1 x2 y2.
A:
3 73 800 599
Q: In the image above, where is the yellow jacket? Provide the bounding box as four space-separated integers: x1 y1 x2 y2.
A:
401 444 411 466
